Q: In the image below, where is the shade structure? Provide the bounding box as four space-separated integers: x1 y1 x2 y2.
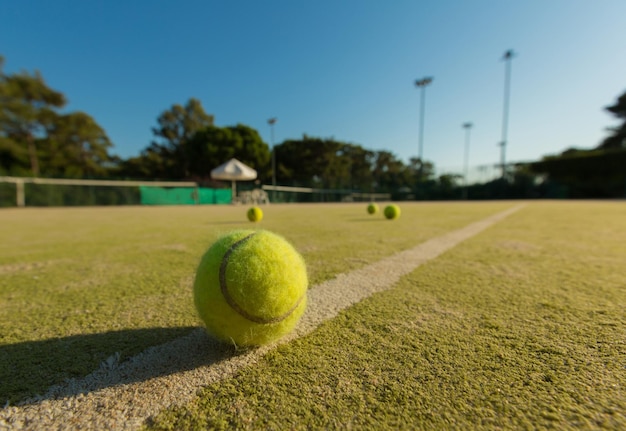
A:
210 158 258 201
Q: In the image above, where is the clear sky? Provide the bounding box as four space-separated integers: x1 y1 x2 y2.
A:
2 0 625 174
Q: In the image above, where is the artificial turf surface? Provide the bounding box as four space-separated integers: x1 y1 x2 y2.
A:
0 202 510 404
144 202 625 430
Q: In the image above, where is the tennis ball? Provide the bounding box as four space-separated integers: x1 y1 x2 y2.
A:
193 229 308 347
384 204 401 220
367 203 379 215
247 206 263 222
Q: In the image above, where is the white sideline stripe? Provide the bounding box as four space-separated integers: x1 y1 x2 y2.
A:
1 205 524 431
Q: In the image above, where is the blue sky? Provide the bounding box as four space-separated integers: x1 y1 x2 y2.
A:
2 1 625 174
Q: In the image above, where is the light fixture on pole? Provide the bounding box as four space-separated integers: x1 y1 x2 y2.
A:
462 122 473 200
415 76 433 179
267 117 277 201
500 50 515 179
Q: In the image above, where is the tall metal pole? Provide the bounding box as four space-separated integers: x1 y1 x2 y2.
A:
500 50 514 179
462 122 473 200
268 117 277 202
415 77 433 179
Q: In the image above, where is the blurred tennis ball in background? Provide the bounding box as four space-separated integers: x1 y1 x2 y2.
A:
384 204 401 220
247 206 263 222
367 203 379 215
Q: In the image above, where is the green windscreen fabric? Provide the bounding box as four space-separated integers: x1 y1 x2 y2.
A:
198 188 232 204
139 187 231 205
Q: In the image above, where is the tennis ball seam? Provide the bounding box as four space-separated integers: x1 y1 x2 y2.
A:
219 232 306 324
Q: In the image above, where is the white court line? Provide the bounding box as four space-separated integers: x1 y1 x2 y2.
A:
0 205 524 431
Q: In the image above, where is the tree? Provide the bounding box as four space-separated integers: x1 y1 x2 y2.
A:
526 90 626 198
341 144 376 191
0 57 116 178
272 135 436 194
227 124 271 170
42 112 114 177
117 149 173 180
0 57 66 175
184 124 270 179
529 148 626 198
149 98 215 176
371 150 406 192
599 90 626 150
407 157 434 182
274 136 345 188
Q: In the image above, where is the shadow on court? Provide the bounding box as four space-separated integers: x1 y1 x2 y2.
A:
1 326 239 406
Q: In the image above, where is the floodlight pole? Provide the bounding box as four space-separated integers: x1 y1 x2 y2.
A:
268 117 277 202
500 50 515 179
415 77 433 180
462 122 473 200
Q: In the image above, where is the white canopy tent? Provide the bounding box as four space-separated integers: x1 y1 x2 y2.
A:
210 158 258 201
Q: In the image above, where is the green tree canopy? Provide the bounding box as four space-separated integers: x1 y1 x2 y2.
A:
148 98 215 176
529 148 626 198
42 112 114 177
0 56 115 177
184 124 270 178
272 136 434 193
371 150 407 192
599 90 626 150
120 121 270 181
274 136 345 188
527 89 626 198
0 56 66 175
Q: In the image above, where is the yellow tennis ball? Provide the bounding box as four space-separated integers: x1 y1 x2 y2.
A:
367 203 379 215
247 206 263 222
384 204 401 220
193 230 308 347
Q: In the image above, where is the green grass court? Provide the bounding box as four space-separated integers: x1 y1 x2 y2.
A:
1 201 624 429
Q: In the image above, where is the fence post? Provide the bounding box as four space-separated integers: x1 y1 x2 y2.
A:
16 179 25 207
